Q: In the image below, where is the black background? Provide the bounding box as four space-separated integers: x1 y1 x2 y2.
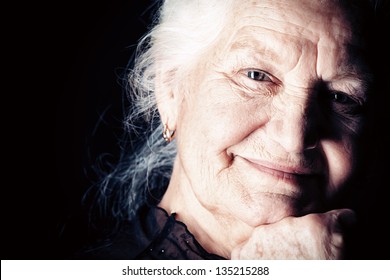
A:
4 0 156 259
3 1 390 260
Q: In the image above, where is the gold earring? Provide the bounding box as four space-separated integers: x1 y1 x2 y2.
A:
162 124 175 143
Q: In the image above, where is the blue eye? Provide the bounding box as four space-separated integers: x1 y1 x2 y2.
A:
246 70 272 82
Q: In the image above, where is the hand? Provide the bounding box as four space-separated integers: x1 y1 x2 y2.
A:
231 208 356 259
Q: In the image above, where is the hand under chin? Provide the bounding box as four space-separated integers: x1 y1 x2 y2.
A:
231 208 356 260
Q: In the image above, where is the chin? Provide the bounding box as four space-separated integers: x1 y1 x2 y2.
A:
231 193 306 227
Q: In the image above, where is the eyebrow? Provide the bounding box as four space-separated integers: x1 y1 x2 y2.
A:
337 57 373 89
229 39 284 66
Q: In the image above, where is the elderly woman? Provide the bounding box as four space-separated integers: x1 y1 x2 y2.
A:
80 0 386 259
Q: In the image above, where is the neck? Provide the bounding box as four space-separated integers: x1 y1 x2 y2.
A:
158 160 252 259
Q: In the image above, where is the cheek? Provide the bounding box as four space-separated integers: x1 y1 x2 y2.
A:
322 139 357 194
177 84 262 157
174 83 270 206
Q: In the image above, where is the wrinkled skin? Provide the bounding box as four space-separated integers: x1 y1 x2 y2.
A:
157 0 370 259
231 209 356 259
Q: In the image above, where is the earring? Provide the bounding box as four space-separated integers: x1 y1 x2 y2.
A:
162 124 175 143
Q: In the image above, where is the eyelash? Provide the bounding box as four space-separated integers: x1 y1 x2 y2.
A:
325 91 365 116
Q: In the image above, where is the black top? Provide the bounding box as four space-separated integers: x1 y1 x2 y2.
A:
75 206 225 260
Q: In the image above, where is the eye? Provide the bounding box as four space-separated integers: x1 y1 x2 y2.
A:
246 70 272 82
230 68 279 98
330 91 358 105
327 91 365 115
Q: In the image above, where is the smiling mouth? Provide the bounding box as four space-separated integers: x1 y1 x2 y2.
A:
239 156 321 182
234 155 325 214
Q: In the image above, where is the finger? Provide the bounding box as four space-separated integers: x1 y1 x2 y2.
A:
230 243 244 259
323 209 356 259
329 208 357 232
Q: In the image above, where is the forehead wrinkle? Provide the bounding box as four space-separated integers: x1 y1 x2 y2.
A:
229 38 283 67
235 0 352 40
226 24 306 66
232 14 351 57
229 26 368 77
218 1 371 95
228 1 355 58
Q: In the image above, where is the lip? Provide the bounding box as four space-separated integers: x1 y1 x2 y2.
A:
239 156 320 181
235 155 324 214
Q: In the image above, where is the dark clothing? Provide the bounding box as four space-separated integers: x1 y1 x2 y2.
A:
75 206 225 260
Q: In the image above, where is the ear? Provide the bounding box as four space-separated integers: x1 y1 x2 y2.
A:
155 68 180 130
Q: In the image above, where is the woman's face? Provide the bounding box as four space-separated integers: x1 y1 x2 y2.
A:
172 0 370 227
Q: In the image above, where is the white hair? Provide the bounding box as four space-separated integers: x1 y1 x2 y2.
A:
94 0 234 219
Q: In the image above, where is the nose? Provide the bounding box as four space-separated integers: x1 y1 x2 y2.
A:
266 99 319 153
